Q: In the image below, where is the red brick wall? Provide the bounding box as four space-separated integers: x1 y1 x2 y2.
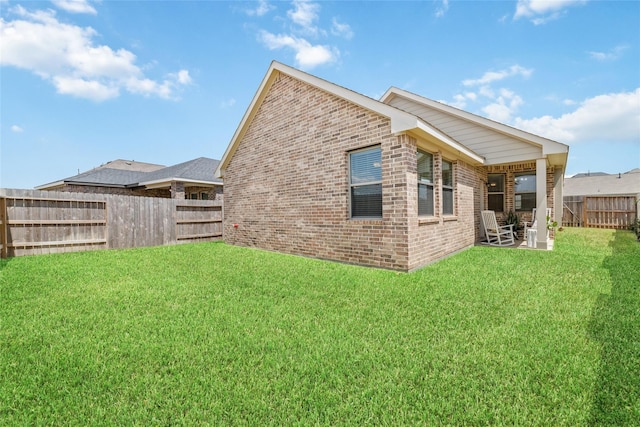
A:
223 73 484 271
407 146 483 271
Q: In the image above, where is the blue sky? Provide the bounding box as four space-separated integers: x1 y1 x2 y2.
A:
1 0 639 189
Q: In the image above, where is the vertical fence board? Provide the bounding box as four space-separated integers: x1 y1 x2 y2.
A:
564 195 637 229
0 196 6 258
0 189 222 258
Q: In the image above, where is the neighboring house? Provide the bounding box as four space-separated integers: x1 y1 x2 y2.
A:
563 169 640 228
37 157 223 200
564 169 640 197
215 62 569 271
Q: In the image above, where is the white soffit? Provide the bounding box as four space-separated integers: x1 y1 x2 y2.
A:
381 87 569 161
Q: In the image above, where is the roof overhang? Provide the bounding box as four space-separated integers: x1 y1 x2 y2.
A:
215 61 485 178
34 180 66 190
35 180 130 190
381 87 569 168
139 178 222 190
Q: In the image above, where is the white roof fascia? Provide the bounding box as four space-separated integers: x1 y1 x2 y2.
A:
381 87 569 158
34 180 65 190
216 61 485 177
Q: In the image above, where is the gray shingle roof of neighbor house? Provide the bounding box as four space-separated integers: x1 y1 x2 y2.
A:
36 157 222 190
564 169 640 197
140 157 222 186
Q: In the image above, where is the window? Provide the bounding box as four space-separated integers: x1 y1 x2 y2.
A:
350 146 382 218
190 193 198 200
442 159 454 215
487 174 505 212
515 173 536 211
417 150 434 216
200 192 209 200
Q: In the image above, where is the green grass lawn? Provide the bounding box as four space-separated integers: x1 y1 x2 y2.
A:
1 228 638 426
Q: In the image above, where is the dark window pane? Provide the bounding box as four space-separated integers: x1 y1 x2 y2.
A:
442 160 453 187
418 183 434 216
516 193 536 211
417 150 433 184
350 148 382 184
487 174 504 192
488 194 504 212
351 184 382 217
443 188 454 215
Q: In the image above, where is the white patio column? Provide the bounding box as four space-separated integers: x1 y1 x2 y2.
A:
536 158 548 249
554 167 564 227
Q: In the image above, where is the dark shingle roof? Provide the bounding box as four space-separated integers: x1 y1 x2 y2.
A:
62 168 148 187
40 157 221 189
141 157 221 184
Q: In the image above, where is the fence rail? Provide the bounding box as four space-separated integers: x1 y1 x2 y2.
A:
563 195 638 229
0 188 222 258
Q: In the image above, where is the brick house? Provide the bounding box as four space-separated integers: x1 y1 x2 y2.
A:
37 157 223 200
215 62 568 271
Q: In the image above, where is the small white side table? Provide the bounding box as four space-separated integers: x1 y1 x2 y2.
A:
527 229 537 248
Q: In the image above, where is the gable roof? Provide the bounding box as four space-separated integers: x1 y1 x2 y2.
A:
215 61 485 178
36 157 221 190
564 169 640 197
380 87 569 167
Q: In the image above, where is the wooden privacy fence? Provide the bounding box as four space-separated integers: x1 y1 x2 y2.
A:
0 188 222 258
563 195 638 229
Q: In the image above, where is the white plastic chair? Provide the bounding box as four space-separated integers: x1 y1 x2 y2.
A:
481 210 515 246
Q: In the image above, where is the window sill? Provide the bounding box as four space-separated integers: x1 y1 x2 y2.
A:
349 217 383 223
443 215 458 222
418 217 439 225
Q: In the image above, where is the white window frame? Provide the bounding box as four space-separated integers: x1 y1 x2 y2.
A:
417 149 434 217
442 158 454 215
349 145 382 219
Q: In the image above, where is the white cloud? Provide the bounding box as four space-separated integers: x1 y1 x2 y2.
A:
245 0 274 17
588 44 629 61
11 125 24 133
463 65 533 87
287 0 320 28
253 0 346 69
171 69 192 85
435 0 449 18
0 6 191 101
331 17 353 40
514 89 640 143
259 30 336 69
482 89 524 123
52 0 97 15
53 76 119 101
448 65 533 123
514 0 587 25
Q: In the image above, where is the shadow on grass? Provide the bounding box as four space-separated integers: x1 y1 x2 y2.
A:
588 230 640 426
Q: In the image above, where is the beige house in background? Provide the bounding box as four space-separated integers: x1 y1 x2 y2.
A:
215 62 569 271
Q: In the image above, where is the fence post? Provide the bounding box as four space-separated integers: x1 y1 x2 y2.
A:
582 197 588 228
0 196 7 259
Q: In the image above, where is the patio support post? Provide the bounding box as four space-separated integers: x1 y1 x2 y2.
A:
554 168 564 227
535 158 548 249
